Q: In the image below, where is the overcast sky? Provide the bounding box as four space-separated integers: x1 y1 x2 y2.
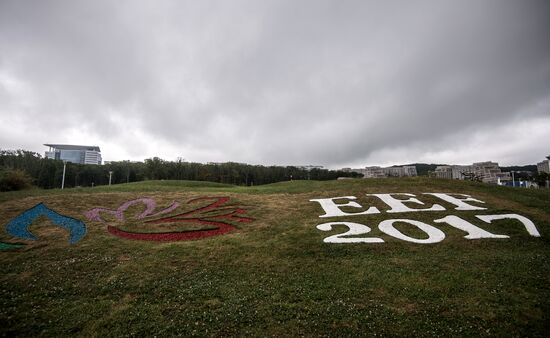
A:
1 0 549 168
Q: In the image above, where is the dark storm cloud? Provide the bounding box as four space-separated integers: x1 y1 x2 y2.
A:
1 0 549 166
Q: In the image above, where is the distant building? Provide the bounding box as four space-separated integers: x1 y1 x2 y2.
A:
342 165 417 178
432 161 510 184
44 144 102 165
472 161 510 184
451 165 473 180
434 166 453 179
537 156 550 173
383 165 417 177
362 166 387 178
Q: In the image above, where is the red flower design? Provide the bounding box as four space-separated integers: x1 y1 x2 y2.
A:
105 197 254 241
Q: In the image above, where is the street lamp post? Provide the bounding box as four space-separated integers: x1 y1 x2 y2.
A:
125 160 130 183
61 161 67 190
511 171 515 187
108 171 113 186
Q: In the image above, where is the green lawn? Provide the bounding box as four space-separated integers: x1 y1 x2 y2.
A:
1 178 549 337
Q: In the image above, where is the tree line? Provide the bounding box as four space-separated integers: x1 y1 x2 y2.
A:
0 149 360 190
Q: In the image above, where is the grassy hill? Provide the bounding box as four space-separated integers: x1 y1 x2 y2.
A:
1 178 549 337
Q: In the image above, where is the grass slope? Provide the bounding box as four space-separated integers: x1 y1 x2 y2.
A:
0 178 549 337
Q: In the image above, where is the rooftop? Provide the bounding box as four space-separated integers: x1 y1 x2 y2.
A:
44 144 101 152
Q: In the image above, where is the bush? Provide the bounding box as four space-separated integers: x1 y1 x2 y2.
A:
0 169 33 191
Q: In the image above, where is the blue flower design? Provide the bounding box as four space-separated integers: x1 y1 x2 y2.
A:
5 203 87 244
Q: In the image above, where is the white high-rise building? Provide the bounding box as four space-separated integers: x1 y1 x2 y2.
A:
537 156 550 173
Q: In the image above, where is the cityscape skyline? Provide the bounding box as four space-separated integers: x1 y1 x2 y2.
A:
36 142 549 172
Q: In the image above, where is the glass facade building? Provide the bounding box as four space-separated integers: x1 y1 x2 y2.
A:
44 144 102 165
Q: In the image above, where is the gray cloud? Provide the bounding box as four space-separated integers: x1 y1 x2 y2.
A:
1 0 549 167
